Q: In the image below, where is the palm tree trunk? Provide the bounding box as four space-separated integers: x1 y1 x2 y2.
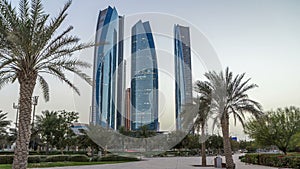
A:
221 115 235 169
12 74 36 169
201 124 207 166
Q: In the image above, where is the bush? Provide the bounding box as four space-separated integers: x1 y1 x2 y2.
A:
0 155 42 164
29 151 87 155
90 156 100 162
100 155 139 162
0 155 14 164
68 155 89 162
28 155 41 163
243 153 300 169
45 155 69 162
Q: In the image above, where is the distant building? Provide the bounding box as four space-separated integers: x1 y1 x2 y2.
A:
131 20 159 131
125 88 131 130
70 123 88 135
91 6 124 130
174 24 192 130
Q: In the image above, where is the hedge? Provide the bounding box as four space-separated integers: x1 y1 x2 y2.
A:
0 155 14 164
100 155 139 162
0 154 139 164
45 155 70 162
0 155 44 164
242 153 300 169
68 155 89 162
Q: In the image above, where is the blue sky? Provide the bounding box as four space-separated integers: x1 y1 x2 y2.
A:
1 0 300 138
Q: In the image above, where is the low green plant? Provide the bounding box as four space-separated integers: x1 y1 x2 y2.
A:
45 155 70 162
68 155 89 162
243 153 300 168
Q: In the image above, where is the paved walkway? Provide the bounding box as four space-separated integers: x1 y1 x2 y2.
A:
32 154 278 169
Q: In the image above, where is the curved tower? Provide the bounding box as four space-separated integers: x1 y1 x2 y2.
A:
174 24 192 130
91 6 124 130
131 20 159 131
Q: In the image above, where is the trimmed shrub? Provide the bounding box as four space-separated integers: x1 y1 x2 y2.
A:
45 155 69 162
68 155 89 162
0 155 14 164
100 155 139 161
243 153 300 169
90 156 100 162
28 151 87 155
0 155 45 164
28 155 41 163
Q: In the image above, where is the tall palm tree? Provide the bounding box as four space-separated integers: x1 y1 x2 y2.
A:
196 67 262 169
194 81 212 166
0 0 92 168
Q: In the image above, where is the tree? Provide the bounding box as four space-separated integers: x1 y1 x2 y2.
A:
55 110 79 154
0 110 10 134
35 111 59 154
36 110 79 154
194 81 212 166
0 110 11 150
77 129 99 156
195 67 262 169
0 0 91 168
206 134 223 154
245 106 300 154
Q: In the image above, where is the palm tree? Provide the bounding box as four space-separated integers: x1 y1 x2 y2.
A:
193 81 212 166
0 0 92 168
195 67 262 169
0 110 11 150
0 110 11 134
35 110 59 154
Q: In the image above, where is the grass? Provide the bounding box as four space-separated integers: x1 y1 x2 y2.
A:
0 161 131 168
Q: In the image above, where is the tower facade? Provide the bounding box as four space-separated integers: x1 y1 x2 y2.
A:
131 20 159 131
91 6 124 130
174 24 192 130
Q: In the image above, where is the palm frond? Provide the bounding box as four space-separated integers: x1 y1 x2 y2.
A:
46 66 80 95
19 0 29 22
37 75 49 101
0 73 15 90
0 0 19 30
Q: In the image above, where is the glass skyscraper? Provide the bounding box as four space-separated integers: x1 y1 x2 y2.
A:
174 24 193 130
131 20 159 131
91 6 124 130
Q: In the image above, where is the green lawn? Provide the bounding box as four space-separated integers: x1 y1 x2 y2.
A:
0 161 131 169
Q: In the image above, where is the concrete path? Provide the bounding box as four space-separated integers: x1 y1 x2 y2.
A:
32 154 279 169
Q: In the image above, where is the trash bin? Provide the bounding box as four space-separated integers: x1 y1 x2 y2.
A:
214 156 222 168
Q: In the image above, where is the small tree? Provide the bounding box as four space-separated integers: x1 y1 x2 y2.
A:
36 110 79 154
36 111 59 154
194 81 212 166
245 106 300 154
196 67 263 169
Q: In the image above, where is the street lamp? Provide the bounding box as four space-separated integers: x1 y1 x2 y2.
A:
13 102 19 129
32 96 39 128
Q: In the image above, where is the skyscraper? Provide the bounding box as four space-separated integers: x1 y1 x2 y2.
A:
91 6 124 130
125 88 131 130
131 20 159 131
174 24 192 130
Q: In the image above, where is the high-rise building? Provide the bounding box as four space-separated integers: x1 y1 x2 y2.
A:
131 20 159 131
174 24 192 130
125 88 131 130
91 6 124 130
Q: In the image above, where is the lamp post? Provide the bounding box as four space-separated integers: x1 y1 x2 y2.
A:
32 96 39 128
13 102 19 129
